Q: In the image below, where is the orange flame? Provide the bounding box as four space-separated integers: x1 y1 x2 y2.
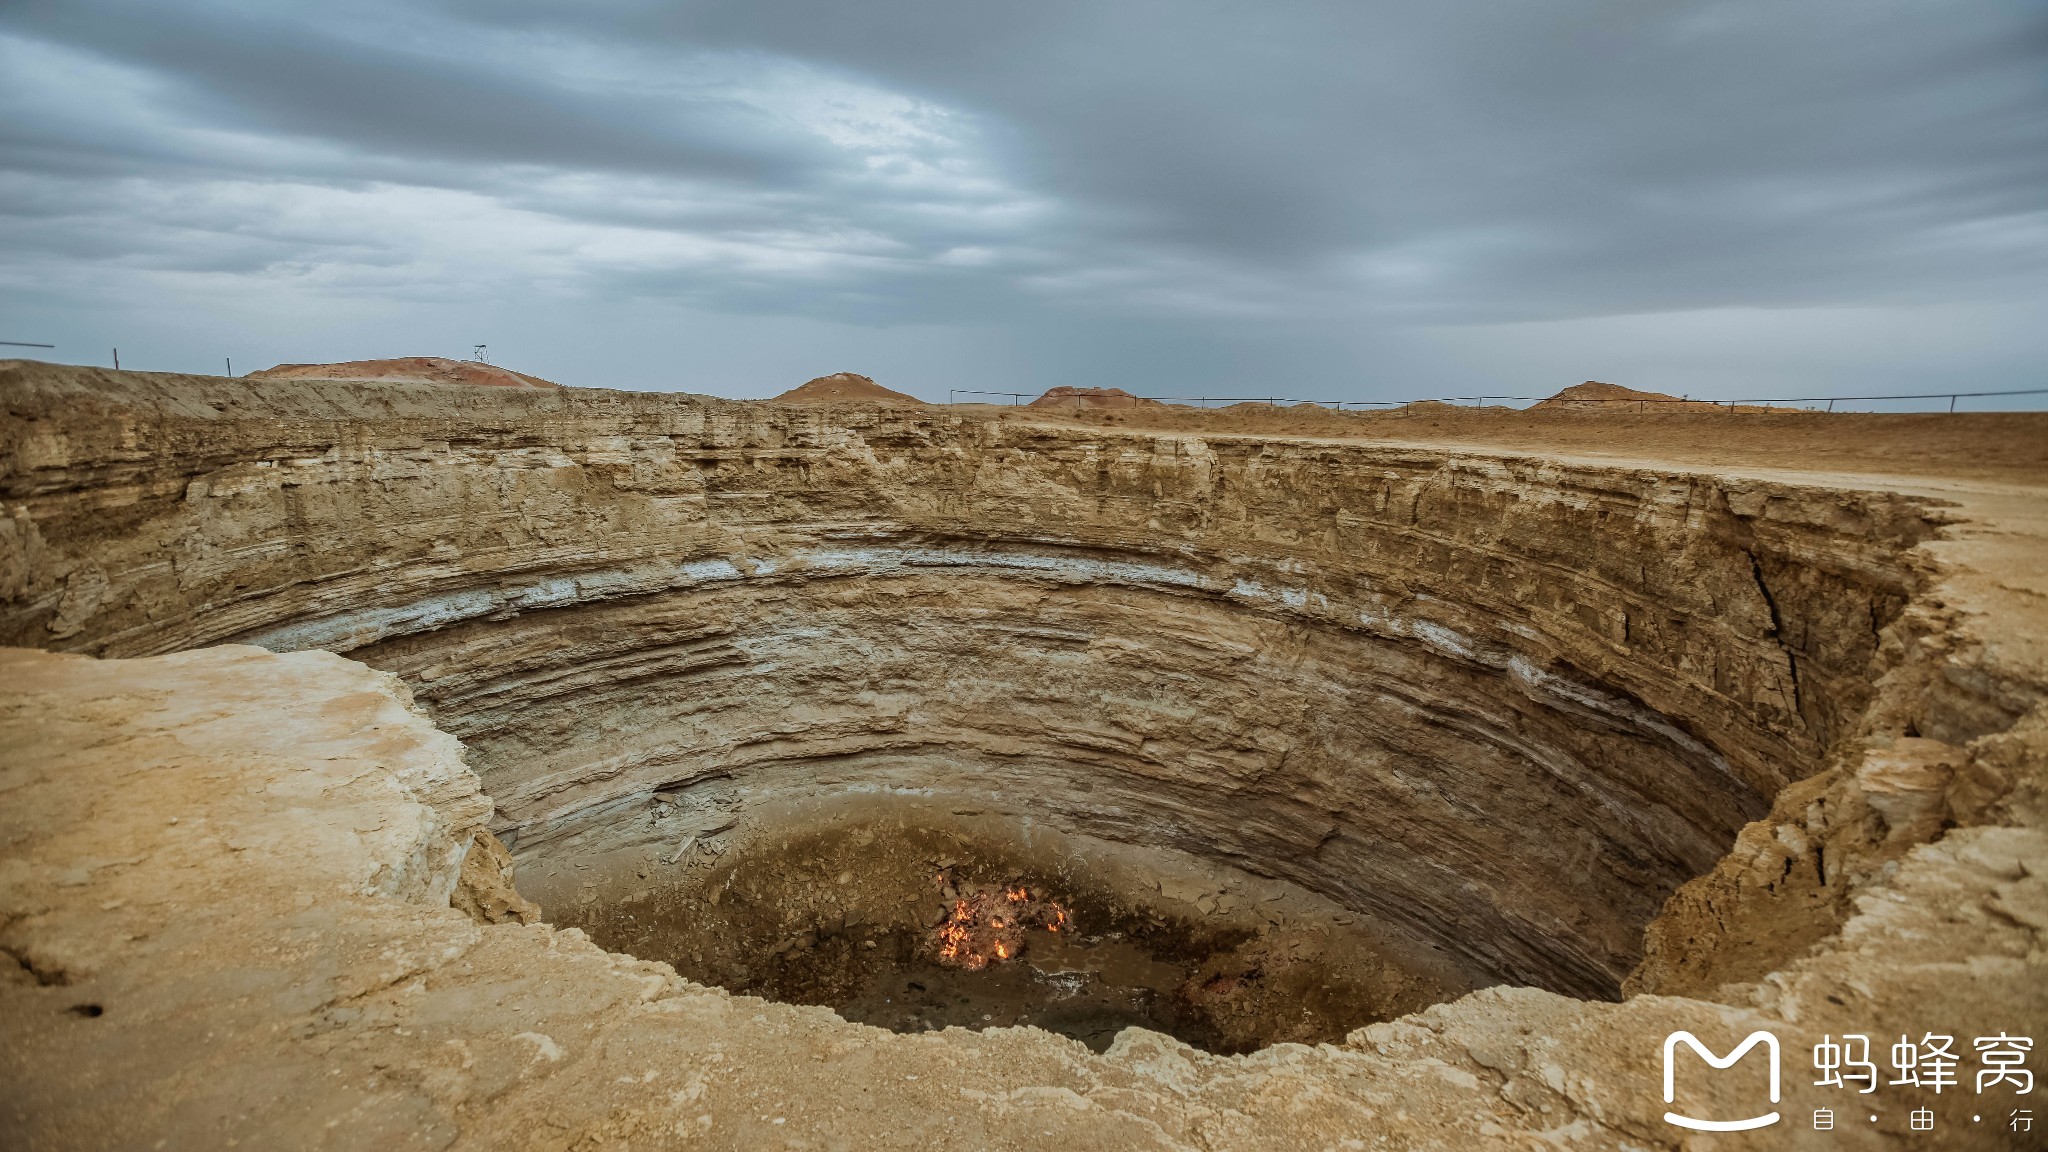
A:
928 877 1071 969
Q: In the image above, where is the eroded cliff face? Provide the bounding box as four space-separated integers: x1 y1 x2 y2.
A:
3 363 2045 1149
0 364 1937 994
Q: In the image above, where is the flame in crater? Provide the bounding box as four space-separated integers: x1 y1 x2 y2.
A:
929 879 1071 969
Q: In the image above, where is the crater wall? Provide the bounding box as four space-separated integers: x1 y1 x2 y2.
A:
0 365 1935 996
4 362 2045 1150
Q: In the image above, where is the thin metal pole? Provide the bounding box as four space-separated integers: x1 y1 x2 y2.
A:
113 348 119 371
226 357 232 377
1950 394 1957 413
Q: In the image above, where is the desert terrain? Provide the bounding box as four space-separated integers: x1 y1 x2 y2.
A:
2 359 2044 1150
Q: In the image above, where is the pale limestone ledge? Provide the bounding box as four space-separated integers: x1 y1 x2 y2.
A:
3 642 2041 1151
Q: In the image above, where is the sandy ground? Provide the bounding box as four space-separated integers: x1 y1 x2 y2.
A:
958 401 2048 484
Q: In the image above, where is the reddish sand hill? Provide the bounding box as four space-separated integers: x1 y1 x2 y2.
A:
1532 381 1716 410
773 372 923 405
1027 386 1161 410
250 357 561 389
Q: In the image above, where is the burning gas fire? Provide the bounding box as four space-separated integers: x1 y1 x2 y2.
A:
931 878 1072 970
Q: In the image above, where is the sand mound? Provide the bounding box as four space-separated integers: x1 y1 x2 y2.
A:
1533 380 1717 410
774 372 922 406
1027 386 1161 410
249 356 561 389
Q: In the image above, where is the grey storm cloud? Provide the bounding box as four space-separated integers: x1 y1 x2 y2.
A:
0 0 2043 397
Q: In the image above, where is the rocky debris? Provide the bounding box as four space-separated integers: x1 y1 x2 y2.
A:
772 371 922 405
249 356 561 388
452 830 543 924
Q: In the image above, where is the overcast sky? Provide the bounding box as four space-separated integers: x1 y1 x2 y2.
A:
2 0 2044 405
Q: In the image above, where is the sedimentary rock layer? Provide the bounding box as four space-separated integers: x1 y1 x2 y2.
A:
2 361 2045 1149
0 364 1936 996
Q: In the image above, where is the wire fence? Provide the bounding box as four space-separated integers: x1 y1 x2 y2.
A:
9 351 2036 414
949 390 1037 405
949 386 2048 414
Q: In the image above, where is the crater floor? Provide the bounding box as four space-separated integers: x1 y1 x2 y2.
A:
551 798 1474 1054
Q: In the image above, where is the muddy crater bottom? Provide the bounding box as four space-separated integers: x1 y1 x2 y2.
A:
552 808 1468 1054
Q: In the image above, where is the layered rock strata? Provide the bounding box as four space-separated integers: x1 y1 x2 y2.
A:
2 361 2045 1149
0 364 1934 997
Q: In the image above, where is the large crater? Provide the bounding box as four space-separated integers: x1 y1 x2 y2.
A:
0 366 1947 1057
